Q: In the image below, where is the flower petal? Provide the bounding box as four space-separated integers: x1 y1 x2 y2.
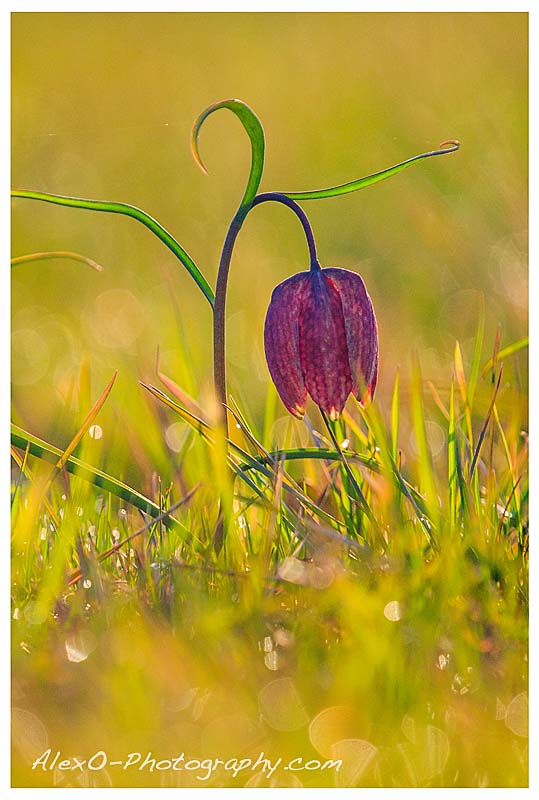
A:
324 268 378 404
298 270 352 419
264 272 309 418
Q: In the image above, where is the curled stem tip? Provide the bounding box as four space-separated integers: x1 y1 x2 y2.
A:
438 139 460 152
190 116 210 175
190 98 265 213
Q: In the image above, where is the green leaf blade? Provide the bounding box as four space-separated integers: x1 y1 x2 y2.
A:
281 141 460 201
11 423 182 529
11 189 214 306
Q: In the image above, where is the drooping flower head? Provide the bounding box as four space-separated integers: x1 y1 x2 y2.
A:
264 266 378 420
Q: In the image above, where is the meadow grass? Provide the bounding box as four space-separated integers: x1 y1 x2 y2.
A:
11 318 528 787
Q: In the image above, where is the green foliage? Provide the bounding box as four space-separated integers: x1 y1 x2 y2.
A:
282 141 460 200
11 189 215 305
11 340 528 787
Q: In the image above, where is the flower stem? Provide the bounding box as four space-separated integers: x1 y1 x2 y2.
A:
252 192 320 270
213 193 320 436
213 211 245 433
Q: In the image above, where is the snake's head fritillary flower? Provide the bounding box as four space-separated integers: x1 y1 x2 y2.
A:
264 266 378 420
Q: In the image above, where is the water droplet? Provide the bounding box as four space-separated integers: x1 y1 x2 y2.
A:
11 328 50 386
277 557 308 586
264 651 280 671
263 636 273 653
311 565 335 589
85 288 147 350
332 739 378 787
309 706 360 758
495 697 506 720
13 607 20 620
89 424 102 440
504 692 528 737
340 438 350 449
258 677 309 731
112 528 120 542
40 528 47 541
384 600 402 622
12 708 49 762
436 653 450 670
24 601 48 625
64 631 97 663
273 627 294 648
83 579 92 589
164 421 187 452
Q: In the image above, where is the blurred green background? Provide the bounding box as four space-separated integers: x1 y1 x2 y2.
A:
12 12 527 477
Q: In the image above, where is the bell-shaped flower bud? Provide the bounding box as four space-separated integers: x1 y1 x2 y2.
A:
264 266 378 420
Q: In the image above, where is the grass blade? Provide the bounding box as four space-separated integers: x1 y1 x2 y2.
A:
11 189 214 306
57 370 118 469
246 447 377 471
11 250 104 271
10 445 61 531
141 383 348 530
468 294 485 405
411 357 439 530
282 140 460 200
156 350 208 421
391 369 400 463
469 367 503 480
11 424 184 530
481 337 528 377
321 409 379 538
67 491 199 586
448 383 457 528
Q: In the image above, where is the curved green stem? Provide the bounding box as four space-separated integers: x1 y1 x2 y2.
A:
11 189 214 306
252 192 320 270
192 100 266 433
191 98 265 217
282 140 460 200
213 218 243 433
214 191 321 433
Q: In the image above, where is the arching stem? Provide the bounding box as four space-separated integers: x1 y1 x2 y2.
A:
213 192 320 435
252 193 320 271
213 211 245 433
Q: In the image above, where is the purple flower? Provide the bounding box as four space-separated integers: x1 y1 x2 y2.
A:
264 266 378 420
